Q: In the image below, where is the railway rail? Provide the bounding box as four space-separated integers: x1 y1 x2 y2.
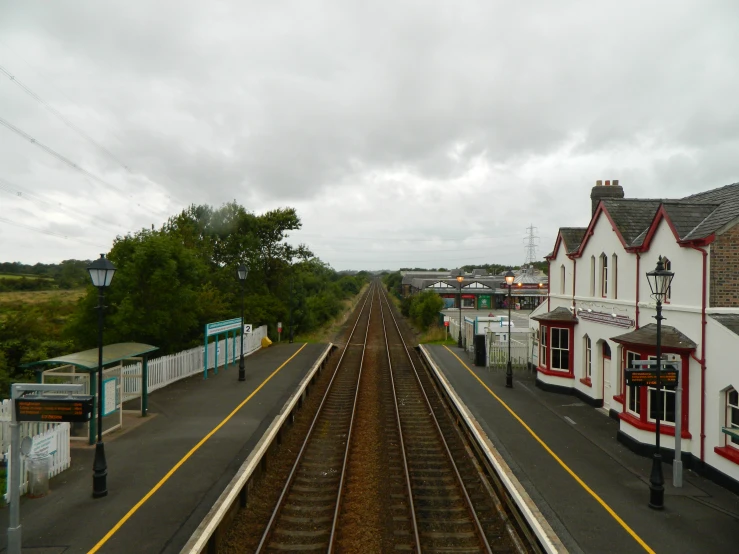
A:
224 280 542 552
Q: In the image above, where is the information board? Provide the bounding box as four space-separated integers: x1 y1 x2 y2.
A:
625 369 678 387
15 395 93 423
102 378 118 416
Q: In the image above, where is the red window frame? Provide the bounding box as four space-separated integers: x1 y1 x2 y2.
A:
537 322 576 379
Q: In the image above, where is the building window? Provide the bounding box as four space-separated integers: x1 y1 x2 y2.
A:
539 325 548 367
550 328 570 371
611 254 618 299
590 255 596 296
600 253 608 297
625 351 640 415
560 264 566 294
726 388 739 449
584 335 592 379
664 258 672 303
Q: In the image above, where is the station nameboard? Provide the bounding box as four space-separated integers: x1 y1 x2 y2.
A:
15 395 94 423
625 369 678 387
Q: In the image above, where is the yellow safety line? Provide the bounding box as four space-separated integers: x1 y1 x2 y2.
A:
87 343 309 554
442 346 656 554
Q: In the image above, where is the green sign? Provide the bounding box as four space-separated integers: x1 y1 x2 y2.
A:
205 317 242 337
478 296 491 309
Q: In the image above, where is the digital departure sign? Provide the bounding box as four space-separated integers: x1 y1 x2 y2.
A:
625 370 678 387
15 395 94 423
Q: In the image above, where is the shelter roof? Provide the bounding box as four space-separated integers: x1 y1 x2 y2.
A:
610 324 696 352
532 306 577 323
23 342 159 371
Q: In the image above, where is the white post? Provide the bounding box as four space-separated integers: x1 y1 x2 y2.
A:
673 362 683 487
7 398 21 554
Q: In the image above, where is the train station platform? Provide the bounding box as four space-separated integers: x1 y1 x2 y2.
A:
421 344 739 554
0 342 332 554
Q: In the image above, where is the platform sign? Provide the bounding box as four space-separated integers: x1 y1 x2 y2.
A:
243 323 253 333
625 368 678 387
444 320 449 327
102 378 118 416
277 322 282 333
205 318 242 337
15 395 93 423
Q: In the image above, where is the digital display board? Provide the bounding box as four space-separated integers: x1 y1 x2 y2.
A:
15 395 94 423
625 370 678 387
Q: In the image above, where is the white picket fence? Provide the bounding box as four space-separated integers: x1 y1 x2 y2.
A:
121 324 267 401
4 422 71 501
1 324 268 497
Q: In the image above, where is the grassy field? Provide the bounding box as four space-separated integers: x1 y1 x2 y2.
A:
0 273 53 281
0 289 85 305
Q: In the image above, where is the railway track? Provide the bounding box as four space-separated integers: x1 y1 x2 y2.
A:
227 280 540 552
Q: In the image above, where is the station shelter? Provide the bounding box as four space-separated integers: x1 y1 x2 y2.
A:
23 343 158 445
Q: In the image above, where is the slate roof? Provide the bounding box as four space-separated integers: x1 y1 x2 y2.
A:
601 199 662 247
560 228 587 254
710 314 739 337
532 306 578 323
610 323 697 352
682 182 739 239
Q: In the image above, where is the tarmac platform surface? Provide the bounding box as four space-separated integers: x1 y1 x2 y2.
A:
0 342 329 554
422 344 739 554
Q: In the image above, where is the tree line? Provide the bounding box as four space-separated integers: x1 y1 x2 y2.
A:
0 202 368 395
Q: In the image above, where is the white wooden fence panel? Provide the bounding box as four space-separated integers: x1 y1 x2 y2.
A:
4 423 70 500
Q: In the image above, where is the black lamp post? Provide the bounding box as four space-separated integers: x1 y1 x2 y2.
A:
505 269 515 388
87 253 116 499
237 264 248 382
456 274 464 348
645 255 674 510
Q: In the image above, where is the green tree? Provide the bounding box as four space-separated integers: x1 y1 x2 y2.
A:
409 291 444 329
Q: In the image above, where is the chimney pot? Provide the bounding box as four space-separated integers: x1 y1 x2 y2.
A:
613 179 619 186
605 180 610 186
596 180 602 186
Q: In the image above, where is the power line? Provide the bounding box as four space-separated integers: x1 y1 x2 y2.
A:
0 176 127 233
0 115 168 219
0 64 131 172
523 224 539 264
292 231 526 243
0 215 110 249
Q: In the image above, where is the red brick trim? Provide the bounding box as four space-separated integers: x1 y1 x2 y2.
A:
619 411 692 439
580 377 592 387
537 366 575 379
715 446 739 465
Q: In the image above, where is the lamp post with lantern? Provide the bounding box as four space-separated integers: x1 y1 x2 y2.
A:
237 264 248 382
645 256 675 510
456 273 464 348
504 269 515 388
87 253 116 498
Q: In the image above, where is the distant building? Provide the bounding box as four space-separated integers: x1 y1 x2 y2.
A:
401 267 547 310
530 179 739 492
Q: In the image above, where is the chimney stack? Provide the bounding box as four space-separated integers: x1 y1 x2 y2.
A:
591 179 624 215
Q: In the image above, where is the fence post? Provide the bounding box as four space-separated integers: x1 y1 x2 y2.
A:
142 357 149 417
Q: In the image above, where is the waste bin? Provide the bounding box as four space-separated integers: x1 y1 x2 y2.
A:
27 454 51 498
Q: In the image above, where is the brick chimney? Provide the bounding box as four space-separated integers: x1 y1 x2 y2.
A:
591 179 624 215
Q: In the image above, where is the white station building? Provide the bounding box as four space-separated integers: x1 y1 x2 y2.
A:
529 179 739 493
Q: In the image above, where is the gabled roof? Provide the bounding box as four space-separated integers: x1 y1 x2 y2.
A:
610 324 696 352
560 228 587 254
601 199 662 247
22 343 159 371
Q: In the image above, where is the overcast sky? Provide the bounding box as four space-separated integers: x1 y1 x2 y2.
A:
1 1 737 271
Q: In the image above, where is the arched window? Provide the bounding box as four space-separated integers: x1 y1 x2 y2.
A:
584 335 592 379
611 254 618 299
664 258 672 302
600 253 608 297
560 264 566 294
590 255 596 296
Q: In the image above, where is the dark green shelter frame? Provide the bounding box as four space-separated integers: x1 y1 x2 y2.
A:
22 342 158 444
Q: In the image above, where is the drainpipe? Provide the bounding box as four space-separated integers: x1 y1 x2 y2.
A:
687 244 708 462
547 260 551 312
572 258 577 310
635 252 640 329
